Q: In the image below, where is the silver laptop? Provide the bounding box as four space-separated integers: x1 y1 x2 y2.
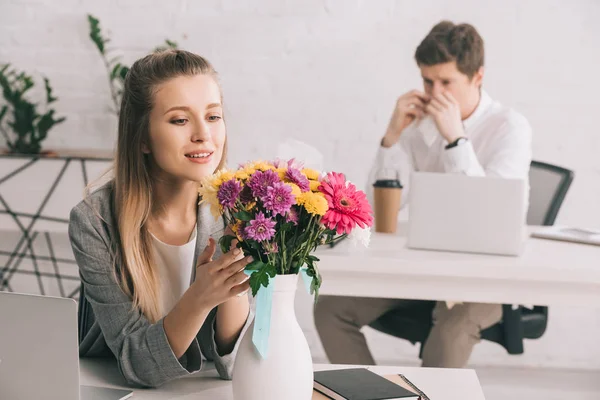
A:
407 172 528 256
0 291 133 400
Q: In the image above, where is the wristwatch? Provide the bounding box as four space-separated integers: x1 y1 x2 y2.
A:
445 137 468 150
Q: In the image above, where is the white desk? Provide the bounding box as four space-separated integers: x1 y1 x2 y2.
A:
80 358 486 399
315 224 600 306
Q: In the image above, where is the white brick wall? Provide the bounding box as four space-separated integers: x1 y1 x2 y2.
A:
1 0 599 370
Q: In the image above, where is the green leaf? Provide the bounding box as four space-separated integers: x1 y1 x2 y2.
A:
118 65 129 81
233 210 253 221
245 259 267 271
311 275 321 302
218 235 237 254
0 105 7 124
43 77 57 103
278 221 294 233
249 263 276 296
21 75 34 94
87 14 107 54
303 257 313 269
87 14 99 27
0 64 63 154
110 63 122 80
165 39 178 48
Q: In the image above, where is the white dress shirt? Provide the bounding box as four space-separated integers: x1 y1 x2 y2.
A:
367 90 533 308
367 90 533 210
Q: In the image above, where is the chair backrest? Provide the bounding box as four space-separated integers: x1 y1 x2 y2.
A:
527 161 574 226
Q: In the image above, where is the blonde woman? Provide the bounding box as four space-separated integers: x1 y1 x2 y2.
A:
69 50 251 388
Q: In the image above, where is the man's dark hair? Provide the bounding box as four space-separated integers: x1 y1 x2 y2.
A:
415 21 484 79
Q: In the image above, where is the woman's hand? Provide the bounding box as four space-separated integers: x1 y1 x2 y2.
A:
192 238 251 310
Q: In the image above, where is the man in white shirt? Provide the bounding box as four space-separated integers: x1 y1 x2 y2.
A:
315 21 532 368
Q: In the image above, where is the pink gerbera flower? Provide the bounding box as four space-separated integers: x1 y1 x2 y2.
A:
319 172 373 235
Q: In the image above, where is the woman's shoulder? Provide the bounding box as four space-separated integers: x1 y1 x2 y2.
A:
68 183 118 274
198 202 226 235
70 182 115 229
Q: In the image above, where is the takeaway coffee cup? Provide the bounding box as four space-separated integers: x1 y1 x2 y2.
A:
373 177 403 233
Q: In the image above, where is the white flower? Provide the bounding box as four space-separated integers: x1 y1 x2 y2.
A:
348 226 371 248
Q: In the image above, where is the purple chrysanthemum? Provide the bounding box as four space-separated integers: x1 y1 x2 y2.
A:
285 167 310 192
286 207 299 225
247 170 280 199
239 184 255 204
244 212 276 241
217 179 242 208
263 182 295 216
264 242 279 255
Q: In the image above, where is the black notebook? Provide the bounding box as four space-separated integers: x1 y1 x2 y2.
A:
314 368 420 400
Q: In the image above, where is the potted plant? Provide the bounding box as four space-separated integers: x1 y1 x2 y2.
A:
87 14 178 116
0 64 65 156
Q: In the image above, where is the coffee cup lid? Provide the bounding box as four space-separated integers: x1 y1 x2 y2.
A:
373 179 403 188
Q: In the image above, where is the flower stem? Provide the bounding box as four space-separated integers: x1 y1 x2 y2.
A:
280 229 286 274
325 233 348 245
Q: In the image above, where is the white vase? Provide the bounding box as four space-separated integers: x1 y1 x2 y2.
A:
232 274 313 400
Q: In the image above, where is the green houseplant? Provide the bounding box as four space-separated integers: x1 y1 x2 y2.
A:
87 14 178 116
0 64 65 155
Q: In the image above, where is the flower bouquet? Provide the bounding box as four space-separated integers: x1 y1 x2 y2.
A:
198 159 373 296
198 158 373 400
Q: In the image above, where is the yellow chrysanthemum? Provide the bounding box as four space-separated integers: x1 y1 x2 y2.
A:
286 183 302 197
254 161 274 171
309 179 321 192
276 167 287 180
243 160 272 172
212 169 235 187
296 191 328 216
302 168 320 181
231 220 245 241
198 178 222 219
234 167 254 181
245 201 257 211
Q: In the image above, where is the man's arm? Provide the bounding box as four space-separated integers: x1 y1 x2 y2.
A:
425 91 532 179
366 91 428 208
442 116 532 179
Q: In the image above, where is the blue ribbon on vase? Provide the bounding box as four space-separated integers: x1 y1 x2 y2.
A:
243 267 313 359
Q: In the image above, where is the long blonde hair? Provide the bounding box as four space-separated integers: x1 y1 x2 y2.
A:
112 50 227 322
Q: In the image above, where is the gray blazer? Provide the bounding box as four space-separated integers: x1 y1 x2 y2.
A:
68 184 250 388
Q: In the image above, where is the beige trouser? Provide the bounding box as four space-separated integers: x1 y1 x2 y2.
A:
314 296 502 368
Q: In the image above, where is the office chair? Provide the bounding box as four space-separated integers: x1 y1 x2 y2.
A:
369 160 575 355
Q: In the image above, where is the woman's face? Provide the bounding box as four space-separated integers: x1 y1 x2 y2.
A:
146 74 225 183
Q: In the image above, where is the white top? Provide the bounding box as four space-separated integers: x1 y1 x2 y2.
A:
150 227 197 317
367 90 533 209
